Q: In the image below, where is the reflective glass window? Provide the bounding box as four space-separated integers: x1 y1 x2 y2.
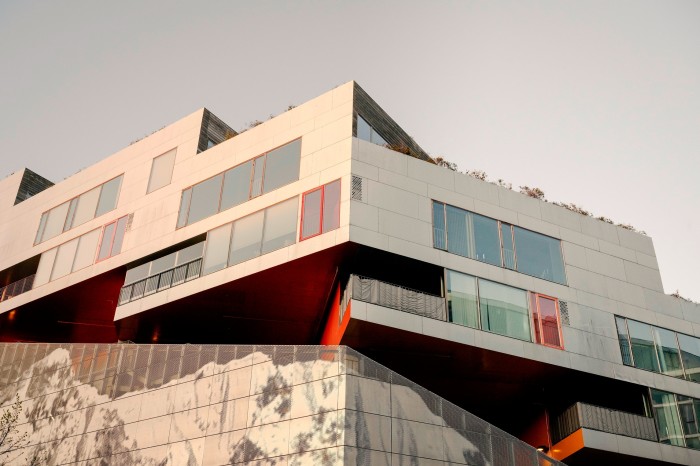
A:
251 156 265 198
654 327 683 378
96 176 123 217
616 317 634 366
51 238 79 280
70 187 100 229
432 201 446 250
35 212 48 244
301 188 322 239
651 389 685 446
445 205 470 257
513 227 566 284
34 249 57 288
125 263 150 285
111 216 128 255
63 198 78 232
678 334 700 383
322 180 341 232
473 214 500 266
478 279 530 341
532 294 562 348
628 320 660 372
203 223 233 275
263 139 301 193
446 270 479 328
72 229 101 272
97 223 116 261
229 211 264 265
187 174 223 224
220 161 252 211
147 149 176 193
150 253 176 276
357 115 372 141
176 189 192 228
501 223 515 269
262 197 298 254
41 201 70 243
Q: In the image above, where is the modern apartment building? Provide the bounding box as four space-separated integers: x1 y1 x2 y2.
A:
0 81 698 465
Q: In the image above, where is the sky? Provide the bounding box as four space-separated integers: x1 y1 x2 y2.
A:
0 1 698 301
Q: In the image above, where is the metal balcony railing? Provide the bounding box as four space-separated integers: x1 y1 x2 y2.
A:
551 402 658 444
346 274 447 321
118 258 202 306
0 275 35 303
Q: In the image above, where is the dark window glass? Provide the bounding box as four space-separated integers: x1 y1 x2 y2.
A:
478 279 530 341
177 189 192 228
432 201 446 250
263 139 301 193
654 327 683 378
220 161 252 211
501 223 515 269
301 189 322 239
473 214 500 266
651 389 685 446
446 270 479 328
616 317 634 366
628 320 660 372
445 205 470 258
513 227 566 284
96 176 123 217
322 180 341 232
678 334 700 383
187 174 223 224
357 115 371 141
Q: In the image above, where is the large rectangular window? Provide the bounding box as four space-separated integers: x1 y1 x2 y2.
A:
356 114 387 146
147 148 176 193
262 197 298 254
479 279 530 342
177 139 301 228
35 175 124 244
513 227 566 284
651 389 686 447
202 223 233 275
300 180 341 240
229 211 265 266
432 201 566 285
617 316 700 386
446 270 479 328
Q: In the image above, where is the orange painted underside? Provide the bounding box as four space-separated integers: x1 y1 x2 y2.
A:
320 284 350 345
550 428 585 461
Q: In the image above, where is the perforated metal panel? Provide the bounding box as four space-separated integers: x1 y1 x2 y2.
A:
559 301 570 325
351 175 363 201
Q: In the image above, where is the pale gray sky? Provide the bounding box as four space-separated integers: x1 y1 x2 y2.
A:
1 1 698 301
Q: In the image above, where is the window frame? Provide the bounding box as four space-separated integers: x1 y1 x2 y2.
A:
146 148 177 194
299 180 341 241
96 215 129 262
530 292 564 349
176 138 302 229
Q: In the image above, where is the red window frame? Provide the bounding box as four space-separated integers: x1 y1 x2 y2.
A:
300 180 341 241
531 292 564 349
96 215 128 262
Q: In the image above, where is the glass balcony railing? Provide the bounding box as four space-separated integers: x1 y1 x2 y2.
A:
118 258 202 306
346 274 447 321
551 402 658 444
0 275 35 303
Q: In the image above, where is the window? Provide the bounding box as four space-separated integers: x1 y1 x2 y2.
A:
627 320 660 372
651 389 686 447
654 327 683 378
356 115 387 146
124 242 204 285
51 238 79 281
479 279 530 341
432 201 567 285
513 227 566 284
678 334 700 383
200 197 300 275
531 293 563 348
446 270 479 328
147 149 176 193
300 180 341 240
97 216 128 261
32 227 104 288
35 175 124 244
262 197 298 254
177 139 301 228
616 317 634 366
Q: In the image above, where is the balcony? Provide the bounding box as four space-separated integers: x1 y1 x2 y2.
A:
0 275 35 303
551 402 658 444
118 258 202 306
346 274 446 321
